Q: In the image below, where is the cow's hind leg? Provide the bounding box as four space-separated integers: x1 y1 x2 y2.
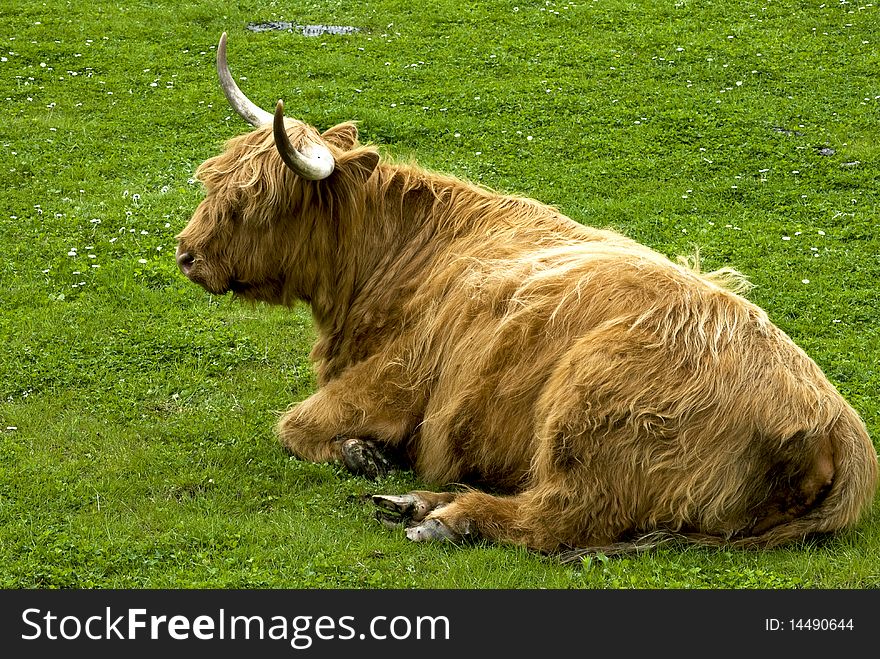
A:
372 489 541 547
401 491 532 546
374 481 629 552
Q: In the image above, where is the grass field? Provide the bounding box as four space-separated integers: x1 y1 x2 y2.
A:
1 0 878 588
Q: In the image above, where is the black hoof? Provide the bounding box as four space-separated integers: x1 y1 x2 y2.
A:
340 438 393 480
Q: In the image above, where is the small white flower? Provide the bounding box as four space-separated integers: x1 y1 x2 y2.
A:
138 258 147 264
801 279 810 284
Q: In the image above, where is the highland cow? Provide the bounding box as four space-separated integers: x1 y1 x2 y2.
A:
175 33 878 557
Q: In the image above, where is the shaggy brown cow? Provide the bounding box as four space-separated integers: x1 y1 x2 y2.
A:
176 33 878 557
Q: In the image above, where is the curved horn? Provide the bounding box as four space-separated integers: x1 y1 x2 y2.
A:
216 32 273 126
273 100 335 180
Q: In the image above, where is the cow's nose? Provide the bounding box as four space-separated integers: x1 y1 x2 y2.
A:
176 250 195 275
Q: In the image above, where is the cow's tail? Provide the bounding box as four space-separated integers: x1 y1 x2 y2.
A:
730 406 878 549
558 408 878 564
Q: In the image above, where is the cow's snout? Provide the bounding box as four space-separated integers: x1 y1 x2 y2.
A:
176 248 195 276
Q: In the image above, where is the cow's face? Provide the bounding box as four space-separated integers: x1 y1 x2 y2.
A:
175 122 318 302
175 185 237 298
174 159 258 299
175 119 379 304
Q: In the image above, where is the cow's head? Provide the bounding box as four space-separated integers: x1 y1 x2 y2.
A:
176 32 379 304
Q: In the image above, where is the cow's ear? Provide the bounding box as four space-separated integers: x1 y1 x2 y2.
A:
336 146 379 183
322 122 360 150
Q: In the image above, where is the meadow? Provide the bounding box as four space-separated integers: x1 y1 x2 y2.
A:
1 0 878 588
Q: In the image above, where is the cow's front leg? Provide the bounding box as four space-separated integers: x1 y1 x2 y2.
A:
277 371 417 479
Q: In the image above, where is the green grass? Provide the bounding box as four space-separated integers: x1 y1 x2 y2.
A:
1 0 878 589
